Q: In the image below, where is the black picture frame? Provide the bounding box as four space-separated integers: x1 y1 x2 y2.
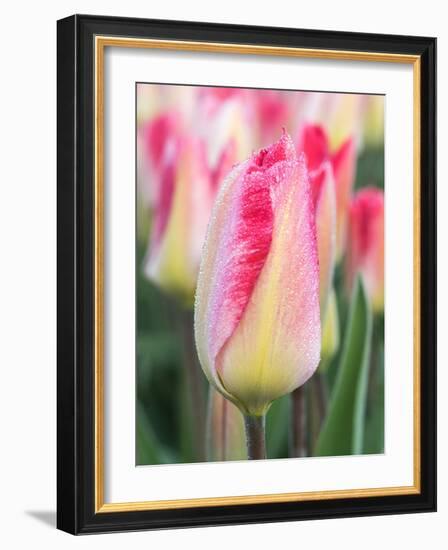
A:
57 14 436 534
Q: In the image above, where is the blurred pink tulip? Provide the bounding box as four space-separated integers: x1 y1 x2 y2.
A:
332 137 356 259
313 164 337 316
302 93 362 151
196 89 253 168
144 135 215 307
345 187 384 313
139 111 182 208
255 90 290 147
298 126 336 316
142 111 181 175
195 132 321 416
298 124 356 261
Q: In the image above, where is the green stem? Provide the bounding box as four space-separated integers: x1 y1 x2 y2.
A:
291 385 307 457
243 414 267 460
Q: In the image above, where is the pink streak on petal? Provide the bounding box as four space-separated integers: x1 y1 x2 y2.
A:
249 129 296 172
208 133 296 363
216 154 321 408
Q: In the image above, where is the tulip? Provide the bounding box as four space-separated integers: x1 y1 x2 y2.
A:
298 124 356 261
345 187 384 313
293 127 338 456
300 93 362 151
144 135 215 307
139 111 183 210
142 111 181 175
207 389 246 461
194 132 321 458
298 125 337 316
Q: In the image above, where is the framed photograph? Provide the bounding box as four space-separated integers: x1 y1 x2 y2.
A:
57 14 436 534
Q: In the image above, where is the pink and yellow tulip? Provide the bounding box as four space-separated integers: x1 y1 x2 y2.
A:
144 135 215 307
194 132 321 417
345 187 384 313
298 124 356 261
298 125 337 316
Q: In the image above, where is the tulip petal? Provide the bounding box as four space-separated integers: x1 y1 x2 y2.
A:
217 157 320 415
143 111 180 173
315 163 337 315
195 133 321 415
194 161 251 398
298 125 329 174
145 136 213 306
297 125 336 316
332 137 356 259
346 187 384 312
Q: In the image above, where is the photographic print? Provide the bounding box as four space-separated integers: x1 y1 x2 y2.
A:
57 15 435 533
136 84 385 465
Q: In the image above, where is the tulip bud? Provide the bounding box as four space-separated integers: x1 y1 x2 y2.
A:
345 187 384 313
139 111 182 210
207 389 246 461
314 164 337 317
144 135 215 307
332 137 356 259
298 125 336 316
195 132 321 417
297 124 356 262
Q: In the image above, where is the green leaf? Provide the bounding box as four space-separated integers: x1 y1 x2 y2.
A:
266 394 290 459
363 337 385 454
315 278 373 456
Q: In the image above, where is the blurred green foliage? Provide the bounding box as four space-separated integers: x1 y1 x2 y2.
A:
315 278 372 456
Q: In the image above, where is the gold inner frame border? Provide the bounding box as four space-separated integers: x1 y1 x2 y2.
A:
94 35 421 513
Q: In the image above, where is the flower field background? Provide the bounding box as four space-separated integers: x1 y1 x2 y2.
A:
136 84 384 465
